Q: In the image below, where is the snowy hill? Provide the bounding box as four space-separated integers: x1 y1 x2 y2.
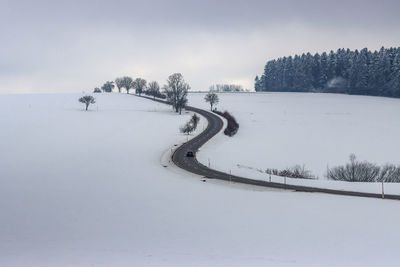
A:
1 93 400 266
189 92 400 194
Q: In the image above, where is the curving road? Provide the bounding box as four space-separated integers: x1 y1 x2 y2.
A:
137 94 400 200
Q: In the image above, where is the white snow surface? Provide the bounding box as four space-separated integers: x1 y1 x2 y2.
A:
190 92 400 195
1 93 400 266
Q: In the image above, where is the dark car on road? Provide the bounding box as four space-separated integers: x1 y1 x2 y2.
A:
186 151 194 157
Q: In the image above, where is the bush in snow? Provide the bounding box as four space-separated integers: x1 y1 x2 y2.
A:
213 110 239 136
377 164 400 183
180 121 194 135
180 114 200 135
93 87 101 93
326 154 400 182
266 165 316 180
327 154 379 182
79 95 96 111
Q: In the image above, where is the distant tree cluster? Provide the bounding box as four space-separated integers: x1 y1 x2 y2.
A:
91 73 191 115
95 76 148 95
327 154 400 182
209 84 245 92
255 47 400 97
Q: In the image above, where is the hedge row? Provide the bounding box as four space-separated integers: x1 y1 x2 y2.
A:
213 110 239 137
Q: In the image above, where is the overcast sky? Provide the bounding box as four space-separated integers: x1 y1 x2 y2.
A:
1 0 399 93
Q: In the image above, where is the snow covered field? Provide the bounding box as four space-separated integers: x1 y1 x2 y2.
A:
1 93 400 266
189 92 400 195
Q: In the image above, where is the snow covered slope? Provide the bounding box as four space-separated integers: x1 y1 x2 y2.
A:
189 92 400 194
1 93 400 266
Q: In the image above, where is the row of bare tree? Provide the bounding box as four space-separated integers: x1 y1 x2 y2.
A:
94 77 149 95
94 73 191 115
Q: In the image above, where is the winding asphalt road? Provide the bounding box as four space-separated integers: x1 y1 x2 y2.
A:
137 94 400 200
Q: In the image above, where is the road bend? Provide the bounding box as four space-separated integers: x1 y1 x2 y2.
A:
136 94 400 201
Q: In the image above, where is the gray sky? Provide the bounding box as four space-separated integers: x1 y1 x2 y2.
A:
1 0 400 93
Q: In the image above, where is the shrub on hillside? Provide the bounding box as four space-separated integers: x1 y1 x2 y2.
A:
266 165 316 180
327 154 400 182
213 110 239 136
179 114 200 135
377 164 400 182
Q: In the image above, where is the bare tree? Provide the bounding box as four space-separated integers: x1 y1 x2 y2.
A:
119 76 134 94
204 91 219 110
190 114 200 130
176 94 188 114
115 77 123 93
101 81 115 93
210 84 244 92
147 81 160 99
133 78 147 95
79 95 96 111
164 73 190 114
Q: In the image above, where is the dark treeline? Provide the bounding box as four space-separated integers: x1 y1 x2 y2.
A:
255 47 400 97
209 84 246 92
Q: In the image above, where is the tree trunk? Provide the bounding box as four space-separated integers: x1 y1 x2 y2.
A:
85 103 89 111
